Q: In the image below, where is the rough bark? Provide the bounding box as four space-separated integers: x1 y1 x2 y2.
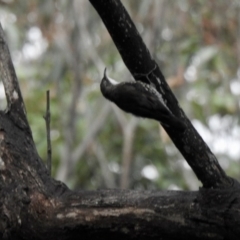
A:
0 1 239 239
89 0 231 189
0 109 240 240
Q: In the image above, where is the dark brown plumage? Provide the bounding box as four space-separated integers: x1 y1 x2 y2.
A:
100 68 185 131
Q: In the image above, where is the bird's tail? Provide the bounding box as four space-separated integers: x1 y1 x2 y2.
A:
158 115 186 132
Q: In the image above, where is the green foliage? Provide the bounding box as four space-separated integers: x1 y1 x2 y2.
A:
1 0 240 190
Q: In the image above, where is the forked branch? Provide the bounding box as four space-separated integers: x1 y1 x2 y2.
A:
90 0 232 189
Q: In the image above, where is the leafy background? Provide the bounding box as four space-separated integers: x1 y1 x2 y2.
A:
0 0 240 190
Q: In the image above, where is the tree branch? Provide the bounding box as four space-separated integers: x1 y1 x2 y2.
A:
89 0 232 189
0 24 31 134
0 105 239 239
0 3 239 239
120 117 138 189
56 103 111 181
92 142 116 188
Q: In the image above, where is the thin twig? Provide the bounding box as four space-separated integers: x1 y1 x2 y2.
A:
43 90 52 176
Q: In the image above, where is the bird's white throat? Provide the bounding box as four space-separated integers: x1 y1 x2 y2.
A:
108 77 119 85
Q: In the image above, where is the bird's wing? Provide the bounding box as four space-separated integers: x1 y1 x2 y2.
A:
139 93 171 114
113 82 171 115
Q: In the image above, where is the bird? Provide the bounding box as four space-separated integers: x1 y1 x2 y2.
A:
100 68 186 131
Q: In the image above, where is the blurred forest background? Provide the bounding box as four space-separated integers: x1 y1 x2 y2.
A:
0 0 240 190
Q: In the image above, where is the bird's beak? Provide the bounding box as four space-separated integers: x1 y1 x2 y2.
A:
104 68 107 78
